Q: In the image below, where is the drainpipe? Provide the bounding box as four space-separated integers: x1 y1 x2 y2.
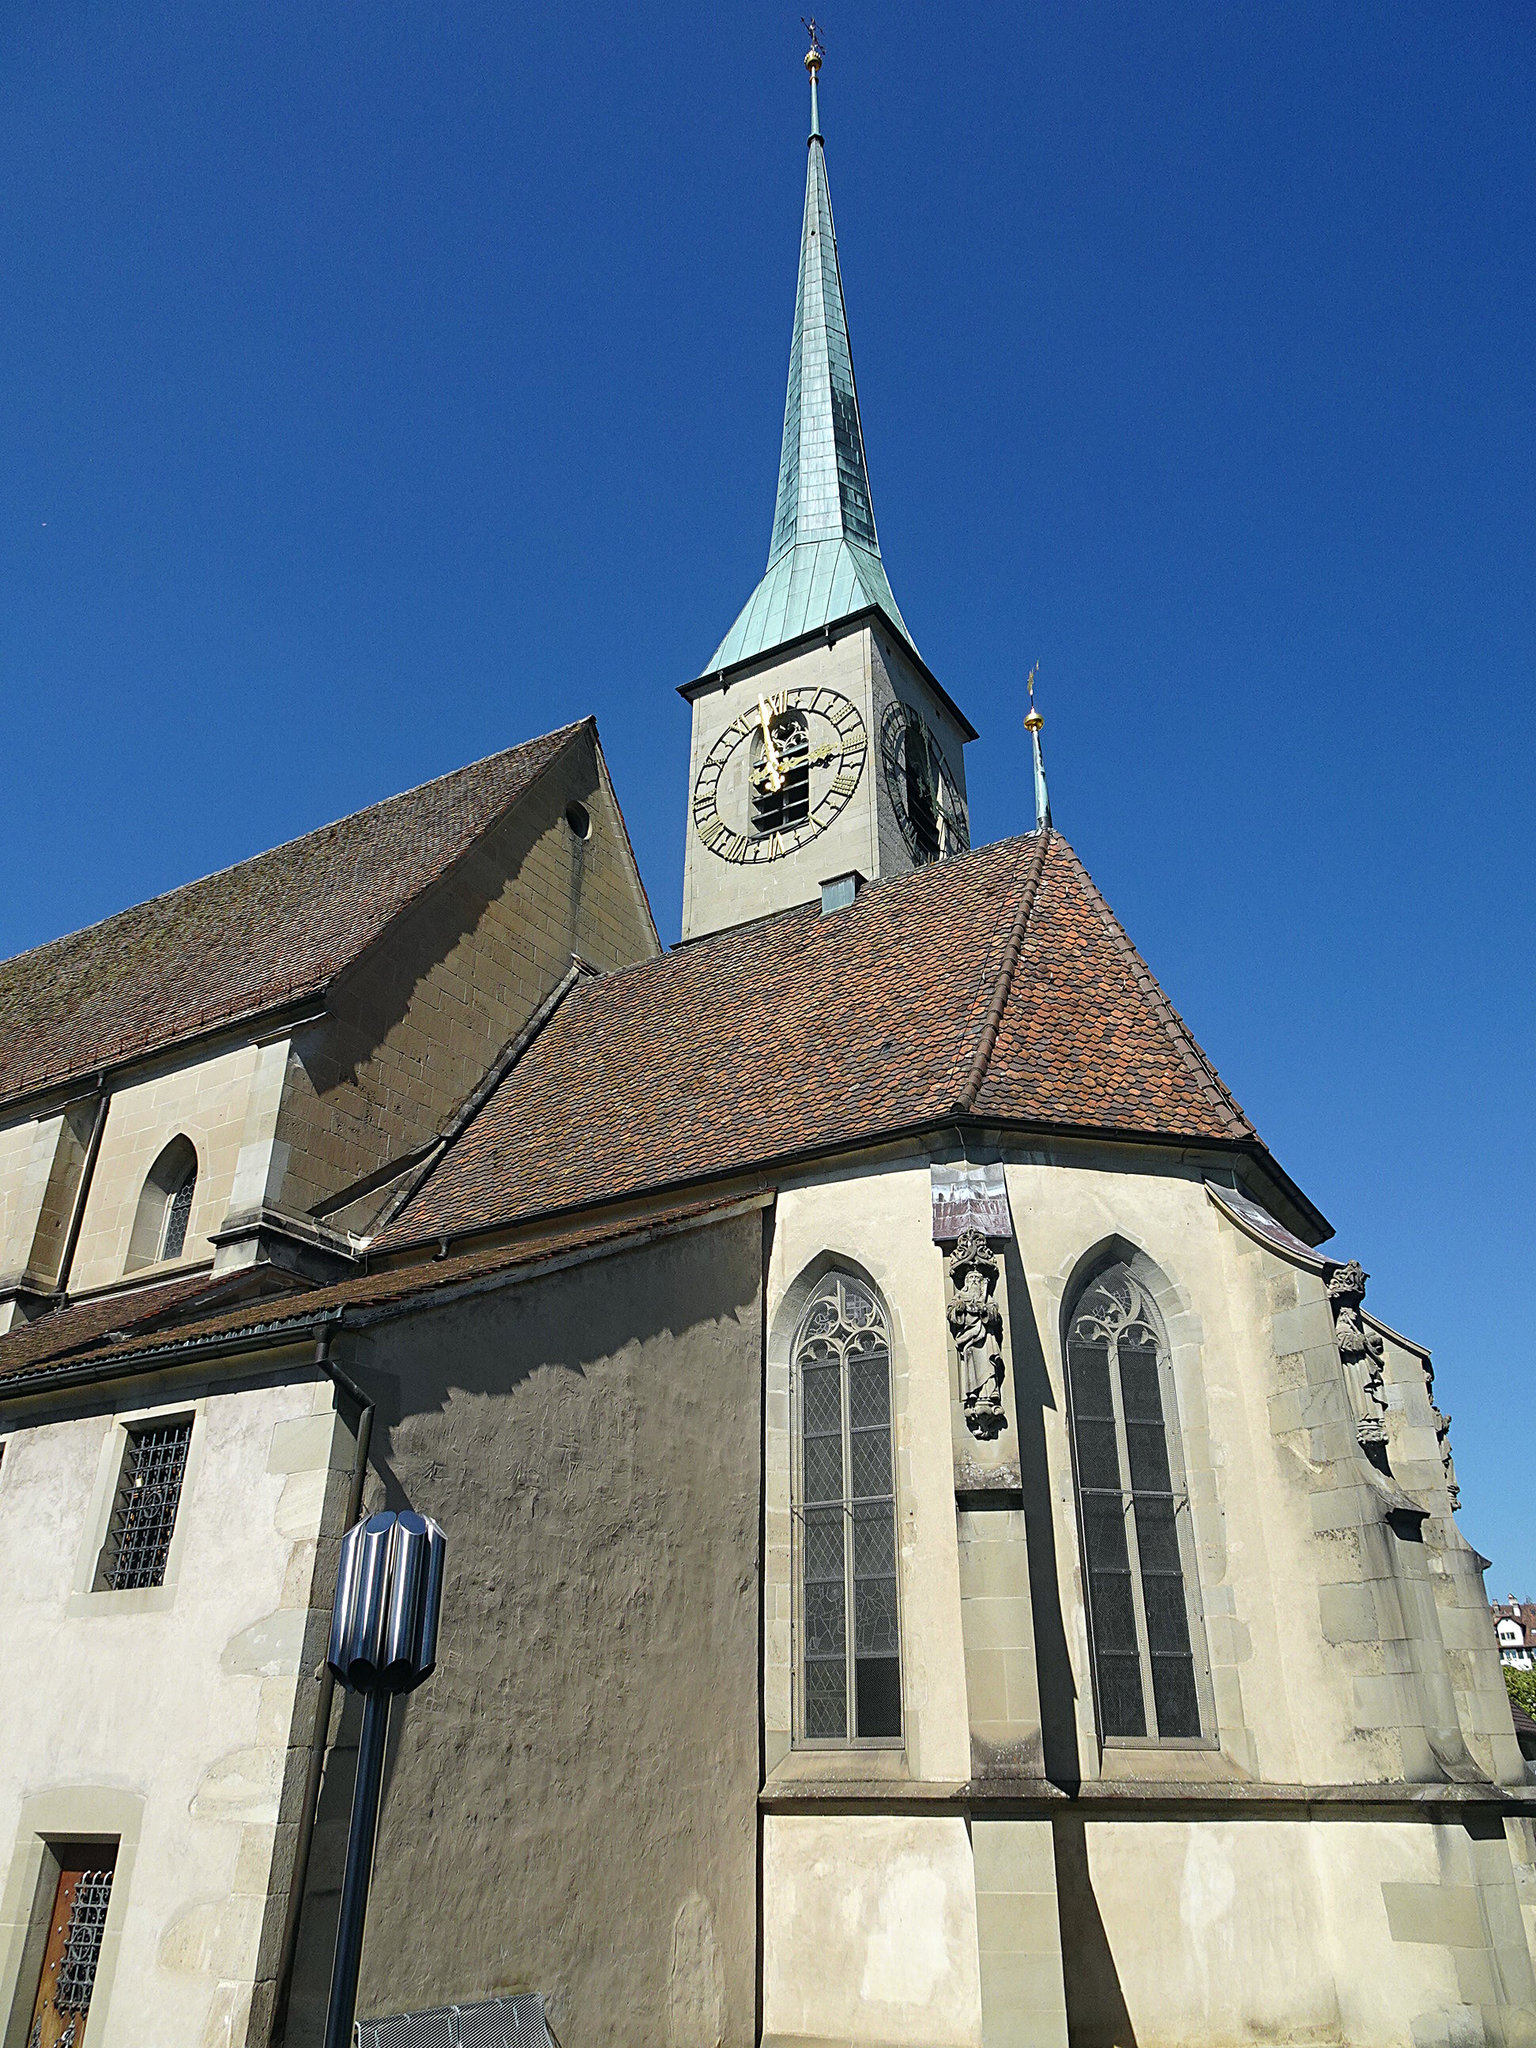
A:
269 1326 374 2047
53 1084 110 1296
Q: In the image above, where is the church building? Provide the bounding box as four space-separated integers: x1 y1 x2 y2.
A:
1 46 1533 2048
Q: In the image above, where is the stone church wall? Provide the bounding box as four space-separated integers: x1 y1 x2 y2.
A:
272 729 658 1227
278 1206 765 2048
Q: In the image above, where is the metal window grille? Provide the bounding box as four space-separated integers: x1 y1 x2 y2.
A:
102 1420 192 1590
161 1165 196 1260
356 1993 557 2048
54 1868 114 2014
793 1273 902 1742
1066 1268 1204 1741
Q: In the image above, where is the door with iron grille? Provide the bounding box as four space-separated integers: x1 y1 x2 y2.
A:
26 1847 116 2048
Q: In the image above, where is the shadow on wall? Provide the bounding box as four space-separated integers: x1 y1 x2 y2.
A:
1053 1814 1139 2048
1002 1237 1082 1794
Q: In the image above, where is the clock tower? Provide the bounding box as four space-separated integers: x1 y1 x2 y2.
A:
679 44 976 942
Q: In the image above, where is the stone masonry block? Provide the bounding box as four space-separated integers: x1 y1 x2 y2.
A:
977 1891 1060 1955
1382 1882 1486 1950
973 1819 1057 1895
1319 1582 1379 1644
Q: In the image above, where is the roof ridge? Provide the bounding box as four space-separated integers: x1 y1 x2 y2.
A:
369 958 592 1236
0 719 592 976
1053 838 1255 1140
953 829 1053 1112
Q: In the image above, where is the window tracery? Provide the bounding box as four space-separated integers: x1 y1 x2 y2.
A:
793 1272 901 1741
1065 1263 1205 1741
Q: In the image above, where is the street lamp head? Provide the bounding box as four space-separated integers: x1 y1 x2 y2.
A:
327 1509 446 1696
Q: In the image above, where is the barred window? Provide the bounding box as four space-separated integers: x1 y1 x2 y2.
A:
26 1846 117 2044
1066 1265 1207 1741
793 1272 901 1742
125 1134 198 1272
98 1419 193 1591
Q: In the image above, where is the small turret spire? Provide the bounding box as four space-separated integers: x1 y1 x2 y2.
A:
1024 665 1052 832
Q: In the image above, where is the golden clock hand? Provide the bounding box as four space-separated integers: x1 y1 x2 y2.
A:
755 696 785 791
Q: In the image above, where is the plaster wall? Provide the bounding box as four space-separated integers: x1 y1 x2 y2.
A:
761 1814 983 2048
1060 1813 1536 2048
66 1042 266 1293
280 1209 765 2048
0 1362 352 2048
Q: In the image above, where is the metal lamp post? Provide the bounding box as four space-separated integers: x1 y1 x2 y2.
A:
322 1509 447 2048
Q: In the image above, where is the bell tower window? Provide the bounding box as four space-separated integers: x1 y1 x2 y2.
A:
751 711 811 835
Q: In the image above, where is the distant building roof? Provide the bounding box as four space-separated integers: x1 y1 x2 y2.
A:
0 720 590 1107
380 829 1320 1248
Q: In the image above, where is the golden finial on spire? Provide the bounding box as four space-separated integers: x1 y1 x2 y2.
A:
803 18 824 75
1023 662 1044 732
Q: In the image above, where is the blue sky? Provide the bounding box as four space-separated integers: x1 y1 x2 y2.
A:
3 5 1532 1589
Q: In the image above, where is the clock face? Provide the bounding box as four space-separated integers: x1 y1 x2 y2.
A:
881 701 969 864
692 686 868 864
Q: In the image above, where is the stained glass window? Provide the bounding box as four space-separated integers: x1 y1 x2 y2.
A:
161 1161 196 1261
1066 1266 1205 1741
793 1273 901 1740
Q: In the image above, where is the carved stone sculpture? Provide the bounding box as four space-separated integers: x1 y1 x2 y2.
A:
947 1228 1007 1439
1325 1259 1388 1449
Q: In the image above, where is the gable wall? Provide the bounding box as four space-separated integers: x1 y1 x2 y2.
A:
269 732 657 1225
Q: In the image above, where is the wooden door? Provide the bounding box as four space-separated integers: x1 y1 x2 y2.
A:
27 1848 116 2048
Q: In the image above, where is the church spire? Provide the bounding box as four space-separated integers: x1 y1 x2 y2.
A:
705 36 916 675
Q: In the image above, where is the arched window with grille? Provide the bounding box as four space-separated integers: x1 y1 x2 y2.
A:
126 1136 199 1272
793 1271 902 1742
1065 1261 1210 1743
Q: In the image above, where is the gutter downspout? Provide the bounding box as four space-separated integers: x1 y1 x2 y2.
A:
269 1326 374 2047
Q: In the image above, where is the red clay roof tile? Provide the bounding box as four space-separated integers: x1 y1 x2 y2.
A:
382 829 1272 1246
0 721 589 1106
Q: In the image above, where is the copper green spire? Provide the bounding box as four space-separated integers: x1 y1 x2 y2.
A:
706 39 916 674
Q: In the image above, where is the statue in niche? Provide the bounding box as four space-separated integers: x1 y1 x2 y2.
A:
947 1229 1007 1439
1325 1259 1388 1448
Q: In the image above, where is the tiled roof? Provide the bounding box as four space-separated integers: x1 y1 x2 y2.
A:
0 721 590 1107
382 829 1284 1248
0 1266 308 1380
0 1197 756 1387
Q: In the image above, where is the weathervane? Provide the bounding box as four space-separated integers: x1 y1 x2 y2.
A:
1024 663 1052 832
802 19 824 137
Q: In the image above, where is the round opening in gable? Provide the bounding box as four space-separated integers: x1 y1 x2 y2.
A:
565 801 592 840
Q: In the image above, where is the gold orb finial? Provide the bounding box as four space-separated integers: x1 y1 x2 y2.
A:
803 17 824 75
1024 662 1044 732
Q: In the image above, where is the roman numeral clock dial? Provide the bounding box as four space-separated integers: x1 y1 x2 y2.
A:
692 688 868 864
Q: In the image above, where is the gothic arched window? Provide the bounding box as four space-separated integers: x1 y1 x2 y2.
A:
1065 1263 1206 1742
793 1272 901 1742
126 1136 199 1272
